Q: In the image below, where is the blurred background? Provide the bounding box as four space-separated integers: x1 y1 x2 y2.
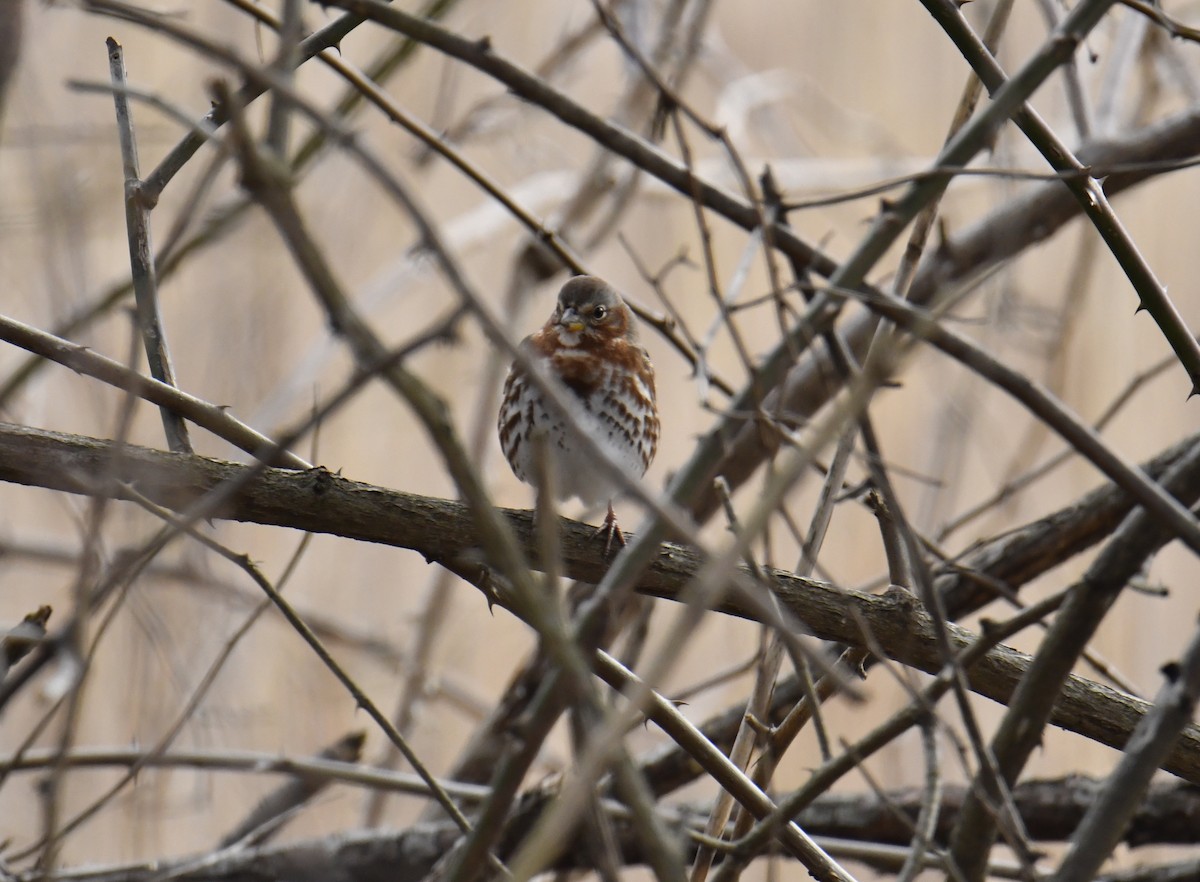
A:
0 0 1198 877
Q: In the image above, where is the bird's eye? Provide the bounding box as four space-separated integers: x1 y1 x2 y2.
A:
591 305 608 320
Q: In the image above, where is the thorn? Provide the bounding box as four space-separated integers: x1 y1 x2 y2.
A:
475 568 500 614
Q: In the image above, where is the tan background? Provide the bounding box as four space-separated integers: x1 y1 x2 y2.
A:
0 0 1198 876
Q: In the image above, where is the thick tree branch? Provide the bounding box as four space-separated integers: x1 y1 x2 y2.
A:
32 772 1200 882
795 775 1200 848
2 422 1200 785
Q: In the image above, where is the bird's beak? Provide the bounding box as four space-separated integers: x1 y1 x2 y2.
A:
559 307 585 333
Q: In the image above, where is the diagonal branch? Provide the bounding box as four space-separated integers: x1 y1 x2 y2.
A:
921 0 1200 395
694 103 1200 519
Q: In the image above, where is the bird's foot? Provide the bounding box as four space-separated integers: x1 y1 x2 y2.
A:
592 502 627 557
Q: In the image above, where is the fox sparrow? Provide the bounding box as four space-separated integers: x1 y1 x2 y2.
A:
498 275 659 551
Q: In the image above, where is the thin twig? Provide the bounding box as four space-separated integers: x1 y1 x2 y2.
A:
106 37 191 454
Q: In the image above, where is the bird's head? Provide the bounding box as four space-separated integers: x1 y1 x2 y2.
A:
549 276 635 345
